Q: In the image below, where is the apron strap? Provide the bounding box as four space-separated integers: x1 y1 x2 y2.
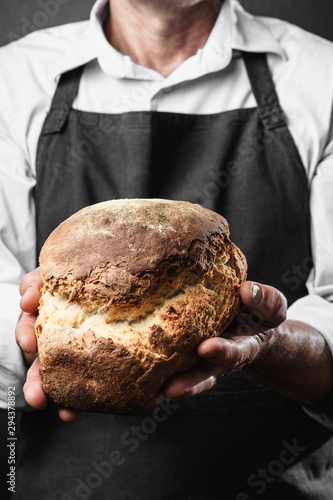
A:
42 54 285 134
41 65 85 135
242 52 287 130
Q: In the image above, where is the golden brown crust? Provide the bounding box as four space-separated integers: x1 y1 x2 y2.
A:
39 199 230 308
36 199 247 414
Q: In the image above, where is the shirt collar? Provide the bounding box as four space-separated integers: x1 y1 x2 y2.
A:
230 0 286 58
54 0 287 81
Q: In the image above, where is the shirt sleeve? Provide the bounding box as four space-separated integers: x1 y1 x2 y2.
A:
287 128 333 430
0 90 36 410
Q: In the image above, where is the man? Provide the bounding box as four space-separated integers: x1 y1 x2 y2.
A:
1 0 333 498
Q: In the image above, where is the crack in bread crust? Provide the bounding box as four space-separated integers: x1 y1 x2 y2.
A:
37 199 247 414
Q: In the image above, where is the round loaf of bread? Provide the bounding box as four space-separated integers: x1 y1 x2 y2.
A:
36 199 247 414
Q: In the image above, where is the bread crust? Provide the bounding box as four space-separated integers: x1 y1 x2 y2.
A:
36 199 247 414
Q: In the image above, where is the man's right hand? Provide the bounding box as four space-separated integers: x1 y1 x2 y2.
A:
15 267 82 423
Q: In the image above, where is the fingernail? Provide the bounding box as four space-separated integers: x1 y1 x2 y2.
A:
23 285 34 299
252 283 262 305
18 340 27 353
22 284 31 295
201 350 217 359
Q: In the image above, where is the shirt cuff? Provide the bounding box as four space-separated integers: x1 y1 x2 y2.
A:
287 294 333 430
0 284 28 410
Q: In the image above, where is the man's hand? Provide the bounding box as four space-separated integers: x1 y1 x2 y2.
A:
161 281 287 399
16 268 82 423
16 272 332 417
161 282 333 407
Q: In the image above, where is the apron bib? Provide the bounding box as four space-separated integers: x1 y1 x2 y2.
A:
16 53 333 500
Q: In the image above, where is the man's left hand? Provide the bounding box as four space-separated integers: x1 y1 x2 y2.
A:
160 281 287 399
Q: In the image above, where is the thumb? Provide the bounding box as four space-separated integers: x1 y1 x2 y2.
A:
240 281 287 328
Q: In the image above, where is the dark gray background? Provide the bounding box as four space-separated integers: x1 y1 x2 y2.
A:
0 0 332 46
0 1 332 500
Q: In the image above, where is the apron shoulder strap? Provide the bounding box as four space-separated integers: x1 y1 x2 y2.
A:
42 65 85 135
42 55 284 133
242 52 286 130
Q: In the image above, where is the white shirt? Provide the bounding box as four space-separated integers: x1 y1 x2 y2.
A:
1 0 333 415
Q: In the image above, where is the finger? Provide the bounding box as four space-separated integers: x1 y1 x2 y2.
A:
154 394 168 405
240 281 287 328
23 361 83 422
23 358 48 410
161 361 222 400
19 267 42 314
15 311 38 354
58 408 83 423
197 335 261 369
23 352 38 367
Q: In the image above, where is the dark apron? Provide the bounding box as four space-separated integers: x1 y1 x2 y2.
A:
15 53 333 500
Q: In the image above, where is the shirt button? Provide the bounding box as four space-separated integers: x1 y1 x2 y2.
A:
163 86 173 93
